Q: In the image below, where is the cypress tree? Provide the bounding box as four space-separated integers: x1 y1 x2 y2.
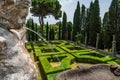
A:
84 8 91 45
88 2 94 45
35 23 38 41
103 12 112 50
89 0 101 47
109 0 120 34
67 22 72 40
51 28 55 40
73 9 77 41
49 27 55 40
81 4 86 43
93 0 101 33
62 12 67 40
81 5 86 31
73 1 81 41
46 22 49 40
109 0 120 51
58 21 61 40
49 27 52 40
31 19 35 41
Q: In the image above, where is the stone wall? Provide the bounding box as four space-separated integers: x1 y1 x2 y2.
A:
0 0 37 80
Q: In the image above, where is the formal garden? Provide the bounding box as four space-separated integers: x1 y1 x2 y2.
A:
0 0 120 80
27 40 120 80
25 0 120 80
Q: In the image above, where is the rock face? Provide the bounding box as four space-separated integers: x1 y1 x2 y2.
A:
0 0 37 80
0 0 30 29
55 64 120 80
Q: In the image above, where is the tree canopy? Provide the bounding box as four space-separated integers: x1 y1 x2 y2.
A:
30 0 62 36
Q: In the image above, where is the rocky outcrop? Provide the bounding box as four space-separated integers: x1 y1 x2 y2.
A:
55 64 120 80
0 0 37 80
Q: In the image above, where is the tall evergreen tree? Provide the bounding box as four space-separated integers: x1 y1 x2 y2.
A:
87 2 94 45
58 21 61 40
51 28 55 40
81 5 86 31
35 23 38 41
73 1 81 41
31 19 35 41
81 4 86 43
67 22 72 40
46 22 49 40
49 27 52 40
49 27 55 40
103 12 112 50
62 12 67 40
109 0 120 34
108 0 120 51
89 0 101 47
84 8 91 45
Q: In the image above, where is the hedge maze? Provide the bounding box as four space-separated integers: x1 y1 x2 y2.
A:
27 40 120 80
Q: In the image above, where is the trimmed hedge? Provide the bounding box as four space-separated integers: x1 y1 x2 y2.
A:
76 55 104 64
39 55 71 74
26 41 120 80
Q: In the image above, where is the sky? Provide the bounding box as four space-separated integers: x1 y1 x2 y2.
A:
26 0 112 25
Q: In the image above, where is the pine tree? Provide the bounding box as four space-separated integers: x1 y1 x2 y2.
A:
31 0 62 37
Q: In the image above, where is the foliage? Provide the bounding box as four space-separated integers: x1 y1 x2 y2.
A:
26 18 40 41
109 0 120 51
103 12 112 50
73 1 81 41
30 0 62 36
62 12 67 40
102 0 120 51
88 0 101 47
67 22 73 40
58 21 62 40
75 33 83 43
27 40 120 80
49 27 55 40
46 22 49 40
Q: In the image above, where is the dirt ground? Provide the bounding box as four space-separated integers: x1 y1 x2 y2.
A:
50 61 93 68
71 62 93 68
50 62 61 67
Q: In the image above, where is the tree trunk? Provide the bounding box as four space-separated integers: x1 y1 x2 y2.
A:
85 33 87 47
112 34 116 56
39 16 44 37
96 33 99 49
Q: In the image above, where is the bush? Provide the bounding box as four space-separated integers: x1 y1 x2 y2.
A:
76 55 104 64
